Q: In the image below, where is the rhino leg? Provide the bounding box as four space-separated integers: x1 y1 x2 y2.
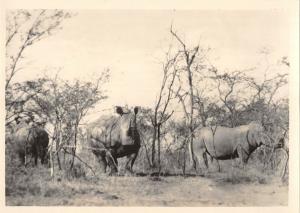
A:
97 153 108 173
109 159 118 175
34 156 38 166
130 153 138 172
23 145 34 167
125 152 138 173
18 151 25 165
38 144 47 165
202 152 208 169
125 156 133 173
40 148 48 165
32 145 38 166
106 149 118 175
236 145 249 168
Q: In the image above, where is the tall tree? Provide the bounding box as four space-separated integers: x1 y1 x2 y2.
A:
5 10 72 124
170 26 209 170
150 47 179 169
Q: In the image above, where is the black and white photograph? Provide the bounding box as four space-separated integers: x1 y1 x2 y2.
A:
2 0 299 210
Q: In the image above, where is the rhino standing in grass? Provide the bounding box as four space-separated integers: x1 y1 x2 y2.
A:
193 122 271 169
13 123 49 166
87 106 141 175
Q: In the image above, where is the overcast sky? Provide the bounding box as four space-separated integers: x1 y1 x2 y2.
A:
13 10 290 119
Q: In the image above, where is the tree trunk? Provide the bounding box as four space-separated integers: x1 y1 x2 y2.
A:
157 124 161 172
151 126 157 167
211 126 221 172
229 108 236 128
56 151 61 170
183 143 187 176
56 122 62 170
187 65 196 170
63 150 66 166
70 122 79 170
201 116 206 127
49 140 54 179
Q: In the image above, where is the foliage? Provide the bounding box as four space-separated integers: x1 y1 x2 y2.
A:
6 10 72 89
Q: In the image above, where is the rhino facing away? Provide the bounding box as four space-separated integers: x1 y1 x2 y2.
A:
87 106 141 175
193 122 269 169
13 124 49 166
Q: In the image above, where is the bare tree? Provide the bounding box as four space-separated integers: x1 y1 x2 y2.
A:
170 26 209 170
245 54 288 129
63 71 109 170
210 68 249 127
150 47 179 169
5 10 72 124
6 10 71 89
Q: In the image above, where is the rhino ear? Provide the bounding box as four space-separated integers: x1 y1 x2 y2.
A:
134 106 139 114
116 106 124 115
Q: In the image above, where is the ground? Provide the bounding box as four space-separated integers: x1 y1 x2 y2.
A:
6 148 288 206
6 173 288 206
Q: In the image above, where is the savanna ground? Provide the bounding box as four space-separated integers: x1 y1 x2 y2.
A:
6 151 288 206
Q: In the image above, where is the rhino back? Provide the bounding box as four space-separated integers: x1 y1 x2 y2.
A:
13 127 31 151
195 126 249 158
88 115 123 147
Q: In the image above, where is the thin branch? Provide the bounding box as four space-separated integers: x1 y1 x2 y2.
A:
62 149 96 176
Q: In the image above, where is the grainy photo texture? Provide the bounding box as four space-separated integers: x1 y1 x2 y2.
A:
5 10 289 206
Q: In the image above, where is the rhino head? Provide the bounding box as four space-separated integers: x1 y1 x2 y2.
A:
115 106 140 145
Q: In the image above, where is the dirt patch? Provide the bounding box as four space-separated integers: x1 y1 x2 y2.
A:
6 175 288 206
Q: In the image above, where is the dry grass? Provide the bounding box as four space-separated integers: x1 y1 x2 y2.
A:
6 164 288 206
6 140 288 206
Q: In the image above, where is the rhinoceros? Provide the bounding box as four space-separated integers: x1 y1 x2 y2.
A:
87 106 141 175
192 122 270 169
13 123 49 166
